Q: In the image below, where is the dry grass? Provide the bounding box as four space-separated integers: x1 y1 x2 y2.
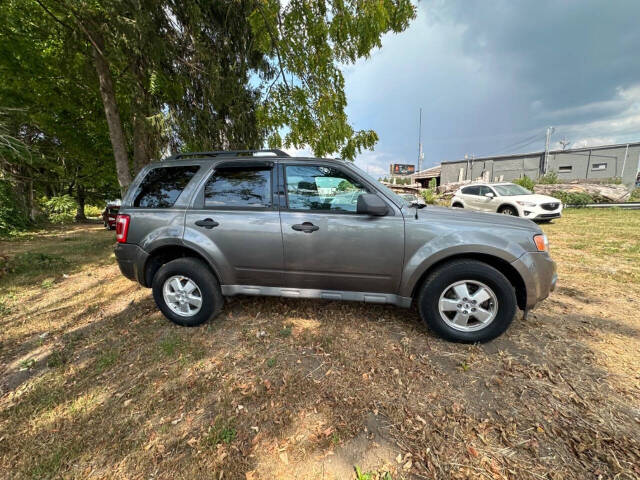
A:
0 211 639 480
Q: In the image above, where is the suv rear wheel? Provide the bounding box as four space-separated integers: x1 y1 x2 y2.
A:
152 257 223 327
417 259 517 342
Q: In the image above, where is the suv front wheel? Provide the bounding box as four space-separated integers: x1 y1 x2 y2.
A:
152 257 223 327
417 259 517 342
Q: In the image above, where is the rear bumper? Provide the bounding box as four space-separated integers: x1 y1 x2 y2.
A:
114 243 148 285
511 252 557 310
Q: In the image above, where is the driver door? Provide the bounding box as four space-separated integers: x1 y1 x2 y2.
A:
278 162 404 294
477 185 497 212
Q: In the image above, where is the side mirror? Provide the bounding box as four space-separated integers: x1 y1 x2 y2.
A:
485 192 495 198
357 193 388 216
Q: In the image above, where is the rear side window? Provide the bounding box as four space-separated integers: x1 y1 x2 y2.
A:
204 167 272 208
133 166 200 208
461 186 479 195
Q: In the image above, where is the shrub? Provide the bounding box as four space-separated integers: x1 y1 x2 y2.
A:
84 205 103 217
41 195 77 224
551 190 593 206
0 180 30 235
513 175 535 191
629 188 640 202
420 188 437 204
538 171 559 184
428 178 437 189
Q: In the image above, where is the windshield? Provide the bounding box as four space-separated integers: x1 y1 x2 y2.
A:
347 163 406 206
493 184 532 196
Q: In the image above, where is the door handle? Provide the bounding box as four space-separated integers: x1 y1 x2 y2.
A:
291 222 319 233
195 218 219 229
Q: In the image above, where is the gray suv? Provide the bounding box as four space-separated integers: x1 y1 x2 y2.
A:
114 150 557 342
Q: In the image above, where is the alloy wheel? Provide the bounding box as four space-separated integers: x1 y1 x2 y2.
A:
438 280 498 332
162 275 203 317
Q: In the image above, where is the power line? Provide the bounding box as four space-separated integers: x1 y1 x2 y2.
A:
485 131 546 157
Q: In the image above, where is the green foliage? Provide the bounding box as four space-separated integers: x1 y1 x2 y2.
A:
628 188 640 201
514 175 535 191
279 325 292 337
204 417 237 446
42 195 77 224
250 0 416 159
84 205 103 217
354 466 392 480
3 252 69 277
551 190 593 206
538 171 559 184
421 188 437 205
0 179 30 235
336 179 357 192
428 178 437 189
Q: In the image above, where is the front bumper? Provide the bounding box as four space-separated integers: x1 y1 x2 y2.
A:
511 251 557 310
521 205 563 220
114 243 149 285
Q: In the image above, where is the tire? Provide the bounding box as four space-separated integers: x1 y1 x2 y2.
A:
152 257 223 327
452 203 464 208
499 205 518 216
417 259 517 342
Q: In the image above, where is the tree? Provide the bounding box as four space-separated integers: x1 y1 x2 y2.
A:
1 0 416 217
250 0 416 159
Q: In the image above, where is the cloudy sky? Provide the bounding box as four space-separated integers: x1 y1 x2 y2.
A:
317 0 640 177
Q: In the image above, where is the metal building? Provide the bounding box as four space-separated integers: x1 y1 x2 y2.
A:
439 142 640 187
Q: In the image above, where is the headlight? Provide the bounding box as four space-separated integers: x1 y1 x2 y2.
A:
517 201 537 207
533 234 549 252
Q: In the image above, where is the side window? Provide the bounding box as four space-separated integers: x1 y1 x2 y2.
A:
133 166 199 208
204 166 272 208
285 165 368 212
462 186 479 195
478 186 491 196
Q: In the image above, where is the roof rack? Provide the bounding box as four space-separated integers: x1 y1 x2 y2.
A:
167 149 290 160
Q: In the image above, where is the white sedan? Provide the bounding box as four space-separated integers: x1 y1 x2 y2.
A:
450 183 562 221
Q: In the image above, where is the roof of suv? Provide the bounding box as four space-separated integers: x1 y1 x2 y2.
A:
156 149 346 166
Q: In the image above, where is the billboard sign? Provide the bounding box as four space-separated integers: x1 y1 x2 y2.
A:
390 164 415 175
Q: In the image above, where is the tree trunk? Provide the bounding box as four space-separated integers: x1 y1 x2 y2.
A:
75 184 87 222
91 42 131 196
133 110 150 175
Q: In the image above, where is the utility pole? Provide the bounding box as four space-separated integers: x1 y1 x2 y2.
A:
418 108 424 173
543 126 555 173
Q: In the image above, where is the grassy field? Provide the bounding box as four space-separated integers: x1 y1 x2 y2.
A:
0 210 639 480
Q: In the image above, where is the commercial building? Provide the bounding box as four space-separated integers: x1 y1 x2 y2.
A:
439 142 640 187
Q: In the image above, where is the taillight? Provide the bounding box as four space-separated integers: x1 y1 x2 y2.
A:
115 214 130 243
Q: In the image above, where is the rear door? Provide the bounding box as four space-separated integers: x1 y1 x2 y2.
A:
184 161 284 287
278 161 404 294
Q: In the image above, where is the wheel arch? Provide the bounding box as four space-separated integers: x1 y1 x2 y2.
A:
411 253 527 310
497 203 518 214
142 244 221 288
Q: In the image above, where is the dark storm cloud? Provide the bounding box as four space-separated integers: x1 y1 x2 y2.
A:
344 0 640 176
